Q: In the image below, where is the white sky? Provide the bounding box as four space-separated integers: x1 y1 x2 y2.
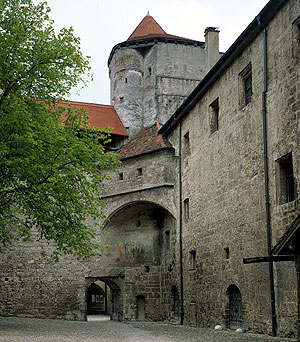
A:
45 0 270 105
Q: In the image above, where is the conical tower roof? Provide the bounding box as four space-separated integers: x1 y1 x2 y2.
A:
127 15 167 41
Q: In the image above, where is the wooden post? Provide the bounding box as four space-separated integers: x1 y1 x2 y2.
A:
296 251 300 342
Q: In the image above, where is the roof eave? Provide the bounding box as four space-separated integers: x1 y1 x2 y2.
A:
119 146 175 161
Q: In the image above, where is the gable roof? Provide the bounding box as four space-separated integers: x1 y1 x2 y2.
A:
58 101 128 137
272 215 300 255
118 122 174 160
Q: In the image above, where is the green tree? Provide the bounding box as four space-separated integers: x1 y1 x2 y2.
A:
0 0 120 259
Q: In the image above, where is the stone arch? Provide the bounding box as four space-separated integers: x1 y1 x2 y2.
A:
105 200 176 225
101 201 176 267
225 284 243 329
86 277 122 321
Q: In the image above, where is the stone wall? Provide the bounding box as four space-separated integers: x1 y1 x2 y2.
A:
165 0 299 336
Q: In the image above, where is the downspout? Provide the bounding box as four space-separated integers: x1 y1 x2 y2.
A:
257 15 277 337
178 120 184 325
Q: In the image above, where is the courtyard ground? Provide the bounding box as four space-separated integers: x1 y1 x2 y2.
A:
0 315 297 342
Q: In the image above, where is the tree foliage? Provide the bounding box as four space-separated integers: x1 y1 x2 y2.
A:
0 0 120 259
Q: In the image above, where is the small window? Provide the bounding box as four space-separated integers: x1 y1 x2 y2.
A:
137 168 143 176
184 198 190 220
190 250 196 269
224 247 230 259
148 67 152 76
136 220 142 227
119 172 123 180
125 78 128 83
276 153 295 204
120 96 124 103
165 230 170 250
145 265 150 273
209 98 219 134
183 131 190 158
190 302 197 327
239 64 252 107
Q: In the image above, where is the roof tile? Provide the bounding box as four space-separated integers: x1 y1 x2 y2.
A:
118 123 173 160
58 101 128 136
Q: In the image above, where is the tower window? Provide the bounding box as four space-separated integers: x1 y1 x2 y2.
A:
276 153 295 204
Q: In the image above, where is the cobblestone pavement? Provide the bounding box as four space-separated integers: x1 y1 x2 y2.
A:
0 316 297 342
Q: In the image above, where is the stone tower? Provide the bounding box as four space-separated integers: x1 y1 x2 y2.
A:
108 14 221 138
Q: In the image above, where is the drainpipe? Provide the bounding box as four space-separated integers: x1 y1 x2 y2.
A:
296 249 300 342
179 120 184 325
257 15 277 337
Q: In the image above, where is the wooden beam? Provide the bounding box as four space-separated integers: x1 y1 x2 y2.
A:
243 255 294 264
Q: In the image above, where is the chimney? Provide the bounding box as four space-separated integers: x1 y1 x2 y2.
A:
204 27 220 72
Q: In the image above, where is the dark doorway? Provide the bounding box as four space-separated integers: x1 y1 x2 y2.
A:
137 295 145 320
171 285 180 319
227 285 243 329
87 283 105 315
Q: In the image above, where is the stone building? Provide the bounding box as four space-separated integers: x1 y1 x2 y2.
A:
1 0 300 339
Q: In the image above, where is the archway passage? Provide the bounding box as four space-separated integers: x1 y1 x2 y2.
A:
87 283 105 315
227 285 243 329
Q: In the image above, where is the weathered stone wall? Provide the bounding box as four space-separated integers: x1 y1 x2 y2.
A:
0 149 178 322
166 0 299 336
109 42 207 137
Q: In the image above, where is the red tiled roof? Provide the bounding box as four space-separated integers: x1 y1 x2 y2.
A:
127 15 195 42
58 101 128 137
118 122 173 160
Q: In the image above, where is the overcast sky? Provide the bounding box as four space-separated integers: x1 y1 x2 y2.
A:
45 0 270 105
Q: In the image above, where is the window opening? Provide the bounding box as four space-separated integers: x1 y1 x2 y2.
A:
119 172 123 180
224 247 230 259
276 153 295 204
190 250 196 269
148 67 152 76
183 131 190 158
210 98 219 134
184 198 190 220
165 230 170 250
137 168 143 176
239 64 252 107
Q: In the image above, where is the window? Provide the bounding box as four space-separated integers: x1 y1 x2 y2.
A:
120 96 124 103
125 77 128 83
148 67 152 76
224 247 230 259
165 230 170 250
183 131 190 158
137 168 143 176
190 250 196 269
209 98 219 134
276 153 295 204
119 172 123 180
184 198 189 220
239 64 252 106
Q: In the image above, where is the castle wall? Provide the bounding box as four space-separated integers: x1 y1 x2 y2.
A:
166 0 299 336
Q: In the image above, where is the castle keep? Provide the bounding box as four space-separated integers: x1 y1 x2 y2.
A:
1 0 300 338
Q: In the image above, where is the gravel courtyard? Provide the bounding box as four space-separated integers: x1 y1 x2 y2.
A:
0 316 297 342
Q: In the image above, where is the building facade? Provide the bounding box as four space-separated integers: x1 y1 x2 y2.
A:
0 0 300 338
